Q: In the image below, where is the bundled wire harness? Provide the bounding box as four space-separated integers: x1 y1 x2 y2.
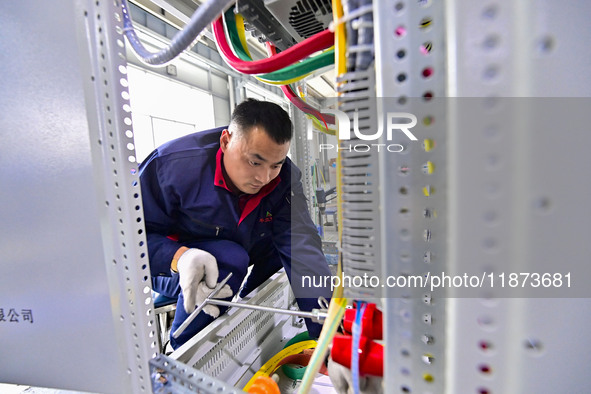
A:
215 9 336 131
223 9 335 85
212 16 334 74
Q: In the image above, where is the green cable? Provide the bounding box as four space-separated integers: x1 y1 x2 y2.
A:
223 9 252 61
223 9 335 82
282 360 307 381
284 331 313 349
263 50 334 82
281 331 314 381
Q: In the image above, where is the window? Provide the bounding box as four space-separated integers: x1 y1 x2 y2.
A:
126 65 215 162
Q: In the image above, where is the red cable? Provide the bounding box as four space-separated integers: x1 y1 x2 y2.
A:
264 42 336 128
281 84 331 128
212 17 334 74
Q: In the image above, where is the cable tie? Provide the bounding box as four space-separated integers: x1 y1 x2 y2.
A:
347 44 375 53
351 20 374 30
336 4 374 26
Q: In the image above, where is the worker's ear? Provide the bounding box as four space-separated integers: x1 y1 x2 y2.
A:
220 129 231 152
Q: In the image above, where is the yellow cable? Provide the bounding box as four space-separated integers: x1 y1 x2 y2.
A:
299 4 348 391
318 158 328 188
250 3 348 392
236 13 309 86
255 73 314 86
235 13 252 59
333 0 347 76
243 340 318 391
236 12 334 88
299 0 349 374
333 0 346 297
297 297 347 393
310 116 336 135
295 86 336 135
253 49 334 86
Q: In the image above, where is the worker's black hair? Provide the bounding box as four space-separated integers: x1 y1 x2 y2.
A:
230 98 293 144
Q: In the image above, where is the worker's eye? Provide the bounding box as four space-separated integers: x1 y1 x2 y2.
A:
272 164 282 170
249 160 260 166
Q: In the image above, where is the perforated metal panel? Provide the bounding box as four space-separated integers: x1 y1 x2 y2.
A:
77 0 158 390
292 105 316 215
371 1 448 393
150 354 243 394
0 0 155 392
335 70 385 301
170 274 303 389
368 1 591 394
5 1 590 393
445 1 591 393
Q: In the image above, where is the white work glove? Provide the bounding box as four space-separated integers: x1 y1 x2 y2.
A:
177 248 233 317
193 281 233 318
327 357 383 394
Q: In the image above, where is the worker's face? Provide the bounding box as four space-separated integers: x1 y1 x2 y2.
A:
220 126 290 194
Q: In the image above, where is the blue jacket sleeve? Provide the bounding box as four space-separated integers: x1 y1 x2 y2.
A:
272 167 333 338
139 151 184 276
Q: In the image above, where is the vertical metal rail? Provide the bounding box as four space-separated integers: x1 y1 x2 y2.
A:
76 0 157 391
292 105 315 215
372 0 448 392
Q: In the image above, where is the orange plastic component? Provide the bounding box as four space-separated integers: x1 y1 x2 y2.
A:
246 376 280 394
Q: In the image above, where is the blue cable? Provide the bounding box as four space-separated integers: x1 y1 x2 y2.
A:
351 301 367 394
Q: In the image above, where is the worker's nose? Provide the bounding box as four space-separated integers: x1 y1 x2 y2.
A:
255 167 271 184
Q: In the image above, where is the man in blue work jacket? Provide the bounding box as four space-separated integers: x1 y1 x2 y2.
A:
139 98 332 349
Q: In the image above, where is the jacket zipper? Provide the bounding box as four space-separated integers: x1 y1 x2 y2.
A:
190 217 223 236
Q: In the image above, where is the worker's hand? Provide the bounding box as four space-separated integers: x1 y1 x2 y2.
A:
194 280 233 318
327 356 353 394
327 356 383 394
177 248 225 314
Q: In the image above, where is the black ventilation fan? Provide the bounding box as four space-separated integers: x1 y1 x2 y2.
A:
288 0 333 39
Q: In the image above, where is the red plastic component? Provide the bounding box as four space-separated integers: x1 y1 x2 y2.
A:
343 303 383 340
330 335 384 377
